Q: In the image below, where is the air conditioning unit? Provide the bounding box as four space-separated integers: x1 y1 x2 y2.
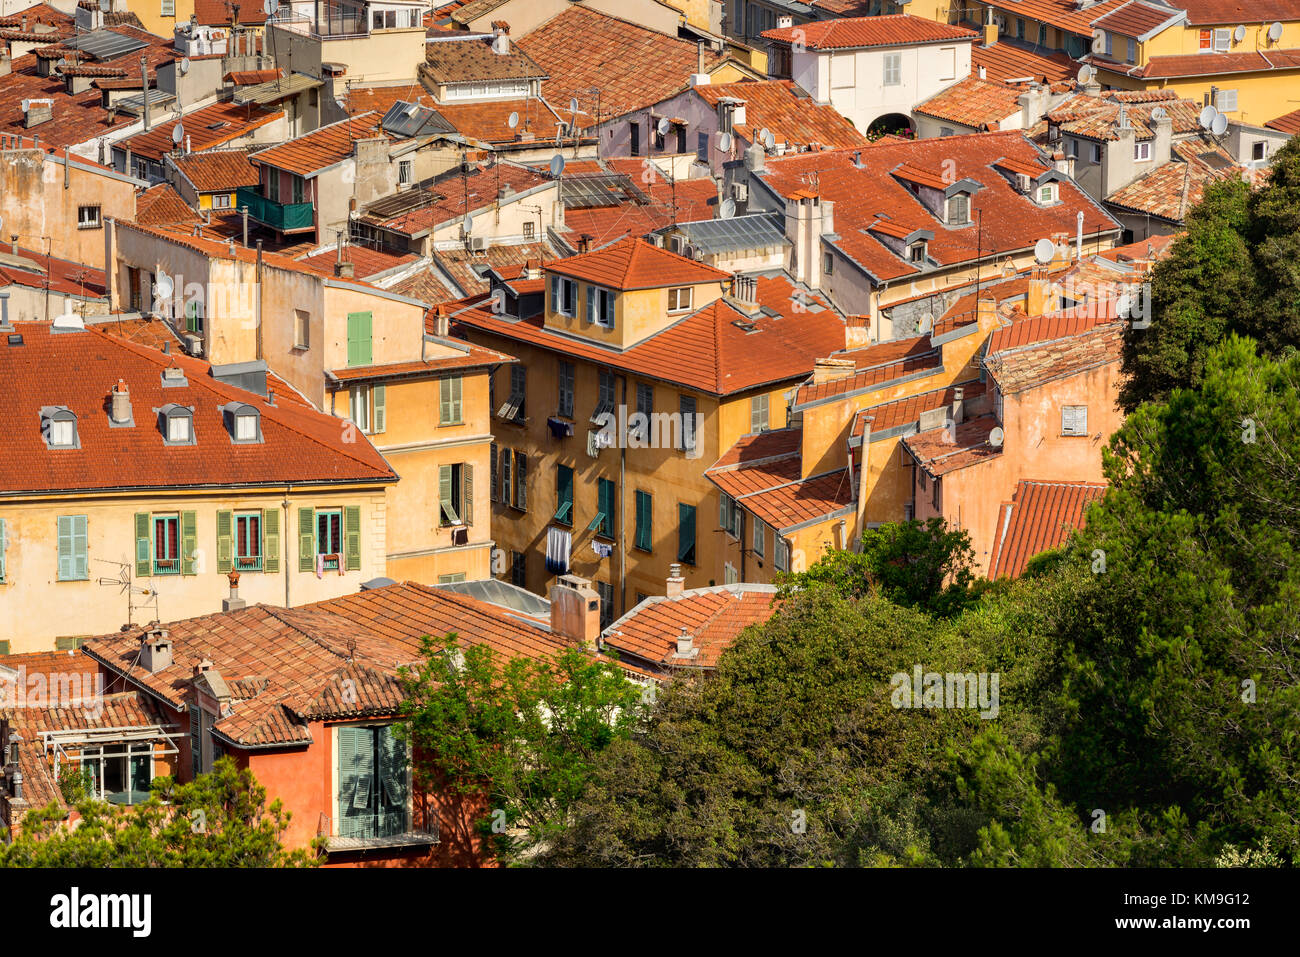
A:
182 334 203 356
469 236 488 251
1015 172 1032 193
731 181 748 202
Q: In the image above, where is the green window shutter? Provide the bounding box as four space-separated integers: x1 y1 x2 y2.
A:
490 443 498 502
0 517 7 582
216 510 233 574
439 377 452 425
463 464 473 527
585 284 596 323
181 510 198 575
337 726 375 839
678 503 696 564
346 312 373 367
134 512 151 578
372 384 386 433
378 724 408 835
451 376 462 423
73 515 87 580
344 505 362 571
439 465 453 524
635 491 652 551
719 492 729 529
298 507 315 572
262 508 280 574
515 452 527 511
58 515 73 580
597 478 614 537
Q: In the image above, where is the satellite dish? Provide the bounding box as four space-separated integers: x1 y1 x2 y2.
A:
172 123 184 145
507 111 519 129
1269 21 1283 42
463 213 475 234
548 153 565 178
1076 64 1094 84
1211 112 1228 136
1033 237 1055 264
1233 24 1246 43
1150 107 1168 121
719 197 736 219
154 271 174 299
763 129 776 150
917 312 933 334
989 427 1005 449
1198 105 1216 129
55 57 67 71
262 0 276 12
180 57 191 75
569 97 579 115
717 131 733 152
348 209 359 221
656 117 670 137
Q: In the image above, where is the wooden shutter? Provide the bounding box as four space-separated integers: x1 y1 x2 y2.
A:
439 465 453 525
298 507 315 572
337 725 375 839
490 443 499 502
678 504 696 564
0 517 6 582
636 491 652 551
450 377 462 423
585 284 596 323
344 505 362 571
549 274 560 313
262 508 280 574
216 510 233 574
346 312 373 367
439 376 453 425
515 452 527 510
378 725 408 836
463 464 473 527
598 478 614 536
134 512 151 578
501 448 512 508
719 492 729 529
181 510 198 575
372 384 386 433
57 515 73 581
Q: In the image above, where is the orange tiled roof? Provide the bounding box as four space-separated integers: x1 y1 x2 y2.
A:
973 39 1079 85
83 582 575 746
601 585 779 670
1094 46 1300 78
545 237 729 290
1091 1 1184 38
692 80 869 151
984 321 1123 395
1175 0 1300 25
1043 89 1200 141
457 273 846 395
914 75 1024 129
422 33 547 84
1266 105 1300 134
359 160 551 236
706 427 804 500
91 314 185 351
194 0 268 25
972 0 1128 35
294 244 419 282
250 113 385 177
560 174 718 248
429 97 563 146
329 342 515 382
755 132 1119 284
514 5 736 125
989 479 1107 578
423 240 556 297
224 68 282 85
169 147 259 192
761 14 977 50
0 245 105 298
732 467 855 531
119 100 282 162
860 379 987 433
0 25 177 149
904 413 1002 477
1106 139 1248 223
792 335 941 408
0 322 395 495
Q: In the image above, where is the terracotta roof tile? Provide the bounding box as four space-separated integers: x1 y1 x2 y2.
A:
169 147 259 192
984 321 1123 395
120 100 282 162
692 80 869 151
762 14 977 50
1266 105 1300 134
560 175 717 248
914 75 1024 129
514 6 736 125
294 244 419 282
1097 46 1300 78
457 272 845 395
429 97 563 146
250 113 385 177
194 0 268 25
424 240 556 297
904 413 1002 476
1175 0 1300 25
989 479 1107 578
1091 1 1184 38
973 39 1080 85
133 182 200 225
601 585 778 669
1106 139 1249 222
0 245 105 299
359 160 550 236
546 237 729 290
793 335 940 408
0 322 395 494
421 33 546 85
329 342 515 382
968 0 1128 34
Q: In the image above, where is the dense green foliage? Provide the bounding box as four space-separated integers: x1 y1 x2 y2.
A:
396 634 644 863
1120 136 1300 410
0 758 318 867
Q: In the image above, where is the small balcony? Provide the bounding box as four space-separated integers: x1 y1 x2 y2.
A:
237 187 314 233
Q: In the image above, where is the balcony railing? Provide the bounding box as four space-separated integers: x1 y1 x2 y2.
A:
268 8 368 40
237 187 314 232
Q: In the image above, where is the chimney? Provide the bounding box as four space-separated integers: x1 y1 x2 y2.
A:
674 626 698 660
1027 264 1052 316
110 379 131 423
431 303 450 337
22 98 53 128
140 57 151 131
139 629 173 674
845 313 870 349
222 570 246 612
9 768 21 802
334 259 354 279
524 258 542 280
548 574 601 646
193 659 213 676
811 357 856 385
0 52 11 78
0 291 10 330
728 273 759 313
952 387 964 425
665 562 685 598
983 21 998 46
697 40 705 75
577 233 593 254
852 150 864 169
976 293 999 331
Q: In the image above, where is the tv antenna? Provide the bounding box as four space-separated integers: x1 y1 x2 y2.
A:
95 559 159 630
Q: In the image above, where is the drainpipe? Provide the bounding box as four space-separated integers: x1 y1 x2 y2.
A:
283 485 292 608
255 239 264 360
140 56 150 132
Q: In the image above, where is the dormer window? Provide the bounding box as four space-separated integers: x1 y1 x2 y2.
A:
159 404 195 445
586 286 616 328
42 407 78 449
947 193 970 225
908 241 927 264
550 275 578 317
222 402 262 444
667 287 694 313
1036 183 1059 205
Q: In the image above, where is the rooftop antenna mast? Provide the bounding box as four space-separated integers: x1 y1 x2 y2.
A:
95 559 158 631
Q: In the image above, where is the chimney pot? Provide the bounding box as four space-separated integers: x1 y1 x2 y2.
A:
548 575 601 646
110 379 131 423
666 563 685 598
140 629 173 673
675 626 695 658
952 386 964 425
